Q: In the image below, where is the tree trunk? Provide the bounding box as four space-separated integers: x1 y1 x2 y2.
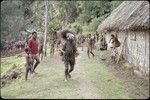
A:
43 0 48 57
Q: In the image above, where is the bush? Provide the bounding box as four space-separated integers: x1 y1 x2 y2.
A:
0 40 6 50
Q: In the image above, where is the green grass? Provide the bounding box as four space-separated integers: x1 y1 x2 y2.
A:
1 57 82 99
80 58 132 99
1 50 136 99
1 56 25 76
0 45 52 76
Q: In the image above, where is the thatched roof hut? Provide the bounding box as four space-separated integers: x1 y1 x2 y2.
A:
97 1 149 32
97 1 150 75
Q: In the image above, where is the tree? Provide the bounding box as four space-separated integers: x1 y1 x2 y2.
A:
43 0 48 57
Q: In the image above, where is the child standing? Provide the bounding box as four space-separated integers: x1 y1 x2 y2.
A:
25 47 34 80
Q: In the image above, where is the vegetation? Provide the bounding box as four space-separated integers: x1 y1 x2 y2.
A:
1 56 25 76
1 0 122 74
1 51 133 99
80 58 131 99
1 1 149 99
1 0 122 41
0 0 122 74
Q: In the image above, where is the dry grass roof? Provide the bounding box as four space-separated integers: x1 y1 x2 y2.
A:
97 1 150 32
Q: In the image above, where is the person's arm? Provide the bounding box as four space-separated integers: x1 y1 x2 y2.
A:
112 38 115 43
74 41 79 56
73 41 77 53
62 43 66 52
27 39 32 50
26 56 29 66
109 38 112 43
37 39 41 52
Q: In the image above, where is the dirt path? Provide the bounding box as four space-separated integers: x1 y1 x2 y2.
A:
40 48 101 99
1 47 149 99
1 47 101 99
72 48 101 99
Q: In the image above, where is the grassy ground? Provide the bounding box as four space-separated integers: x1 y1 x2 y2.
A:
1 46 51 76
1 55 25 76
1 53 83 99
1 47 149 99
79 58 131 99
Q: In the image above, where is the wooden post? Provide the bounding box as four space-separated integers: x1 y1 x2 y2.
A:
116 33 128 64
43 0 48 57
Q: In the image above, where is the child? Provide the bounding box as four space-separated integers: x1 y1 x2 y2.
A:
25 47 33 80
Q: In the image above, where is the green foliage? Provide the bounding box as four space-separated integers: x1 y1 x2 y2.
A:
1 56 82 99
1 0 122 41
111 1 122 10
0 40 6 50
48 20 64 34
89 14 110 31
89 17 101 32
54 1 78 23
1 0 34 41
80 58 131 99
1 56 25 76
68 22 82 34
77 1 112 24
73 1 122 36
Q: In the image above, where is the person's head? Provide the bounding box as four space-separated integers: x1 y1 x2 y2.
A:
91 36 94 39
111 34 115 38
32 31 37 39
67 33 75 40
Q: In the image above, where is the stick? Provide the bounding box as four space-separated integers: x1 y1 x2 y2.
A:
116 34 128 64
59 49 65 53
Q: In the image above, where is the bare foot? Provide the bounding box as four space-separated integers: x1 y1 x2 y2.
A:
68 74 71 78
64 78 68 82
33 71 38 74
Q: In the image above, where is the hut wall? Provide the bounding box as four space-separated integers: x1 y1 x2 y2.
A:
106 30 149 74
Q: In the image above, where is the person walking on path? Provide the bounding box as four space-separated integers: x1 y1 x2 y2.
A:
27 31 40 74
59 30 78 81
87 34 95 58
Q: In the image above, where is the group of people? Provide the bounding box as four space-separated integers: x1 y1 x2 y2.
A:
24 30 120 81
24 30 77 81
85 32 120 61
25 31 41 80
76 33 98 58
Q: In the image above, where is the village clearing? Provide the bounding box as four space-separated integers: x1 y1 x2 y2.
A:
1 47 149 99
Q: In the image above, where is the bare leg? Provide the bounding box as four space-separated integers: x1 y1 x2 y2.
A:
41 52 43 60
53 46 54 55
82 44 83 51
87 47 90 58
65 62 69 81
90 50 95 57
33 56 40 73
25 67 30 80
33 61 40 72
69 59 75 78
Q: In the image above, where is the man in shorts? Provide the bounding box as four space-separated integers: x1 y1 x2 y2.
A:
27 31 40 74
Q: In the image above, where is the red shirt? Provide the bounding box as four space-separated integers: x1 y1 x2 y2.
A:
28 37 39 55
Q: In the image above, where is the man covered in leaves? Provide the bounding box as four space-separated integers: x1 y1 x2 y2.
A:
59 29 78 81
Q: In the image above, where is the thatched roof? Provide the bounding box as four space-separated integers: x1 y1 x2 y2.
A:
97 1 149 32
